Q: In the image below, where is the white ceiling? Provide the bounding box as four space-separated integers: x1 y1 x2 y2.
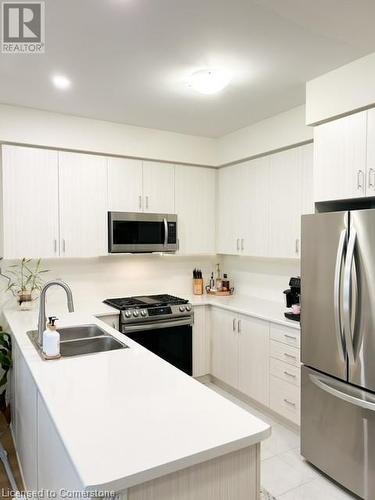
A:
1 0 375 137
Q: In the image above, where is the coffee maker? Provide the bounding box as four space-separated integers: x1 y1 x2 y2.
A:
283 277 301 322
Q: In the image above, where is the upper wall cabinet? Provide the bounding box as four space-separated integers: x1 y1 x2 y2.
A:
107 158 143 212
2 146 60 259
142 161 175 214
175 165 216 255
314 111 368 202
59 152 108 258
107 160 175 214
217 143 313 259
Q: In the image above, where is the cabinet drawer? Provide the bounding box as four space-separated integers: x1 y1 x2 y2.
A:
270 375 300 425
270 340 300 366
270 324 300 348
270 358 300 387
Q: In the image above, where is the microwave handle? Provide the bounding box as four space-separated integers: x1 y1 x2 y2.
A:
164 218 168 248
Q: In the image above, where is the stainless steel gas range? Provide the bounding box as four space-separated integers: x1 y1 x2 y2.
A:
103 294 193 375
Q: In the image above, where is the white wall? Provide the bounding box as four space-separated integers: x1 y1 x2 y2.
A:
306 51 375 125
0 104 217 167
217 105 312 165
220 255 300 304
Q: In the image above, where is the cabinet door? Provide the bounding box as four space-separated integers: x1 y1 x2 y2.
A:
210 308 238 388
142 161 175 213
216 165 241 255
108 157 143 212
301 143 314 215
2 145 59 258
314 111 367 202
268 148 302 258
366 108 375 197
193 306 210 377
241 157 269 256
59 152 108 257
175 165 215 254
14 345 38 490
238 315 269 406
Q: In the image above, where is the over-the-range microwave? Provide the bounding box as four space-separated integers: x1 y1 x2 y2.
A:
108 212 178 253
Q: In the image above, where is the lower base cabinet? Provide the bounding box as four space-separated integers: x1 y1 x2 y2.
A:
210 307 301 425
210 308 269 407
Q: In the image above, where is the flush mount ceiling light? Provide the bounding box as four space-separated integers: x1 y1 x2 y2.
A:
52 74 71 90
188 68 231 95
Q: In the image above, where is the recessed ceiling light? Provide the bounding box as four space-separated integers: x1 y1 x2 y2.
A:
52 74 71 90
188 68 231 95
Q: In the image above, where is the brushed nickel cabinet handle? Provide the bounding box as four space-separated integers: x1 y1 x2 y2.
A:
138 195 142 210
369 168 375 189
54 239 57 253
284 398 296 407
284 352 297 360
284 370 297 379
295 238 299 254
146 196 149 209
62 239 66 253
241 238 244 251
357 169 364 190
232 318 237 332
236 238 240 251
238 319 241 333
284 334 297 341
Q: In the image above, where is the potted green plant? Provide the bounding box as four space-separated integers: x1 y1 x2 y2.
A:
0 258 50 310
0 328 11 423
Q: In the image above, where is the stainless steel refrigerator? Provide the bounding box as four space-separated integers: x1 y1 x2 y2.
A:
301 209 375 499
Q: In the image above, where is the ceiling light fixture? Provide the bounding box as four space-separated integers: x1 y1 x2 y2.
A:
188 68 231 95
52 74 71 90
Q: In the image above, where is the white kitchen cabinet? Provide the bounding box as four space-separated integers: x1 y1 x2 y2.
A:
268 148 302 258
242 157 269 257
366 108 375 197
216 165 240 255
107 157 143 212
238 315 269 406
210 307 238 388
59 152 108 257
13 343 38 490
175 165 216 254
192 306 210 377
143 161 175 214
2 145 59 258
314 111 367 202
301 143 314 215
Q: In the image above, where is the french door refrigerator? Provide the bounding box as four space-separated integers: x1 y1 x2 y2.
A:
301 209 375 499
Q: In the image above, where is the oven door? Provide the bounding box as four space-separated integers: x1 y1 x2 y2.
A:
122 318 192 375
108 212 177 253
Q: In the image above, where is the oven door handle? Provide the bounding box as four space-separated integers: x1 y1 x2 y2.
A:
122 317 193 333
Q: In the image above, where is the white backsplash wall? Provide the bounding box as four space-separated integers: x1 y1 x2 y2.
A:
0 255 218 310
220 255 300 304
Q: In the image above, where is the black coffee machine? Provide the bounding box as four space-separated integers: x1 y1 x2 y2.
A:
283 277 301 322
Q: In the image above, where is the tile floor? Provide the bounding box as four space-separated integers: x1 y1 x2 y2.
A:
204 382 359 500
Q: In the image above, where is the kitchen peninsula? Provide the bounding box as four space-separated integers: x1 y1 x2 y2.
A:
5 309 270 500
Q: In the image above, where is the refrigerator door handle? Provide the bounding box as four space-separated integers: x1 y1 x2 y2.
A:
310 373 375 412
343 227 357 364
334 229 347 361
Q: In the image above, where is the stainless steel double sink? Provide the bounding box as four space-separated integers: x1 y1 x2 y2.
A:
27 324 128 359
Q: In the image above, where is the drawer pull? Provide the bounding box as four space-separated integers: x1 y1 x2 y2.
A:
284 352 297 360
284 398 296 407
284 371 297 379
284 334 297 341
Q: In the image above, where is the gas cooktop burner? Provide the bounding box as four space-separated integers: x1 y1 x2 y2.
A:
103 294 189 310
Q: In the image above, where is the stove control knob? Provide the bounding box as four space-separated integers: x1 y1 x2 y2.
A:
186 304 192 312
124 310 132 319
179 305 186 312
133 310 139 317
140 309 147 317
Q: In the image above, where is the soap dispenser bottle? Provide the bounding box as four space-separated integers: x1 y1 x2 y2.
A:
43 316 61 359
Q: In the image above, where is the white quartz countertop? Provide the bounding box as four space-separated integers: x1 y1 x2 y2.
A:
40 291 300 331
5 309 270 493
